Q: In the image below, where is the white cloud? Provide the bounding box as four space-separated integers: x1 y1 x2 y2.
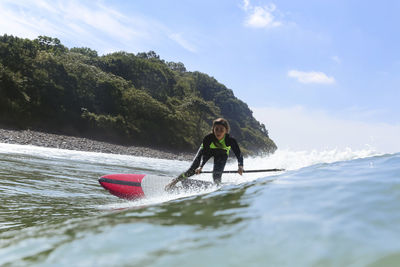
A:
0 1 145 51
242 1 282 29
252 106 400 153
288 70 335 84
59 1 140 41
0 0 195 54
242 0 250 11
168 33 197 53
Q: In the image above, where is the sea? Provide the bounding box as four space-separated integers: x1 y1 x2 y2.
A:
0 142 399 267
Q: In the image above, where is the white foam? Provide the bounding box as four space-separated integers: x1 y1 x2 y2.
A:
218 147 382 184
0 142 186 171
251 147 381 171
1 142 383 207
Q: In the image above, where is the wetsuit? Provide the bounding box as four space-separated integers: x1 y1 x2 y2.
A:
178 133 243 186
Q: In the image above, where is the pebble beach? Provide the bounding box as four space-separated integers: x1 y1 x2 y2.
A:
0 128 192 161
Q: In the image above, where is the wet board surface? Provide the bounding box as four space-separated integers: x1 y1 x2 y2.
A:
99 174 213 200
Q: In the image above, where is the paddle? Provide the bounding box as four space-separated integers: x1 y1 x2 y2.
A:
201 168 285 174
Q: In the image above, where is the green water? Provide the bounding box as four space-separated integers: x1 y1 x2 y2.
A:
1 143 400 266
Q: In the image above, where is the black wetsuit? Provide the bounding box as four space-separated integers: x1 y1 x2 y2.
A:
178 133 243 186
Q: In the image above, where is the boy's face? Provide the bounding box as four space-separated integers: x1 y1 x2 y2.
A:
213 125 227 140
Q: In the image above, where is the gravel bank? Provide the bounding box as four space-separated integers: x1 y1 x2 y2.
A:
0 128 192 161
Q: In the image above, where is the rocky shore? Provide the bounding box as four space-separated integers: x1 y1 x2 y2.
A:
0 128 192 161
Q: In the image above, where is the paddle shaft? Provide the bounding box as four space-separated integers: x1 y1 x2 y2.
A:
201 168 285 174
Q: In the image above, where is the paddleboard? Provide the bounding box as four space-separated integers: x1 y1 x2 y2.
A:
99 174 213 200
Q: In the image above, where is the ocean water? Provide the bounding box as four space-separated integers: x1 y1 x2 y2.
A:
0 143 399 267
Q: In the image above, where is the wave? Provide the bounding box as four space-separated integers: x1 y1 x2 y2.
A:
226 147 383 173
0 142 385 174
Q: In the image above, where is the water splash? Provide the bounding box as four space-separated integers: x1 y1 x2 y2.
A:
220 147 382 184
0 142 384 207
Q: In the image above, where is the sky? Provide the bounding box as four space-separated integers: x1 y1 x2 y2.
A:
1 0 399 153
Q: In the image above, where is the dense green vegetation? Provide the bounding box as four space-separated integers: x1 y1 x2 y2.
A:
0 35 276 154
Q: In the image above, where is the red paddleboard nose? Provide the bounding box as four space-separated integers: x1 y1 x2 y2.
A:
99 174 145 200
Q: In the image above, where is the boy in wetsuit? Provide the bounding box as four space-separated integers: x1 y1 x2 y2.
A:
165 118 243 190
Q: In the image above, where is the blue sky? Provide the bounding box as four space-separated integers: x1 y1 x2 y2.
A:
1 0 399 152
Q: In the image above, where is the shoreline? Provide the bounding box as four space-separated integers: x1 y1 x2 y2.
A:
0 128 192 161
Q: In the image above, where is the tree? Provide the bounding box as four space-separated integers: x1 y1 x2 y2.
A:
70 47 98 58
34 36 67 54
182 97 220 143
0 34 277 154
167 61 186 73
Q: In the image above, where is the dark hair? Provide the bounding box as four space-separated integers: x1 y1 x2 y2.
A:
212 118 230 133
